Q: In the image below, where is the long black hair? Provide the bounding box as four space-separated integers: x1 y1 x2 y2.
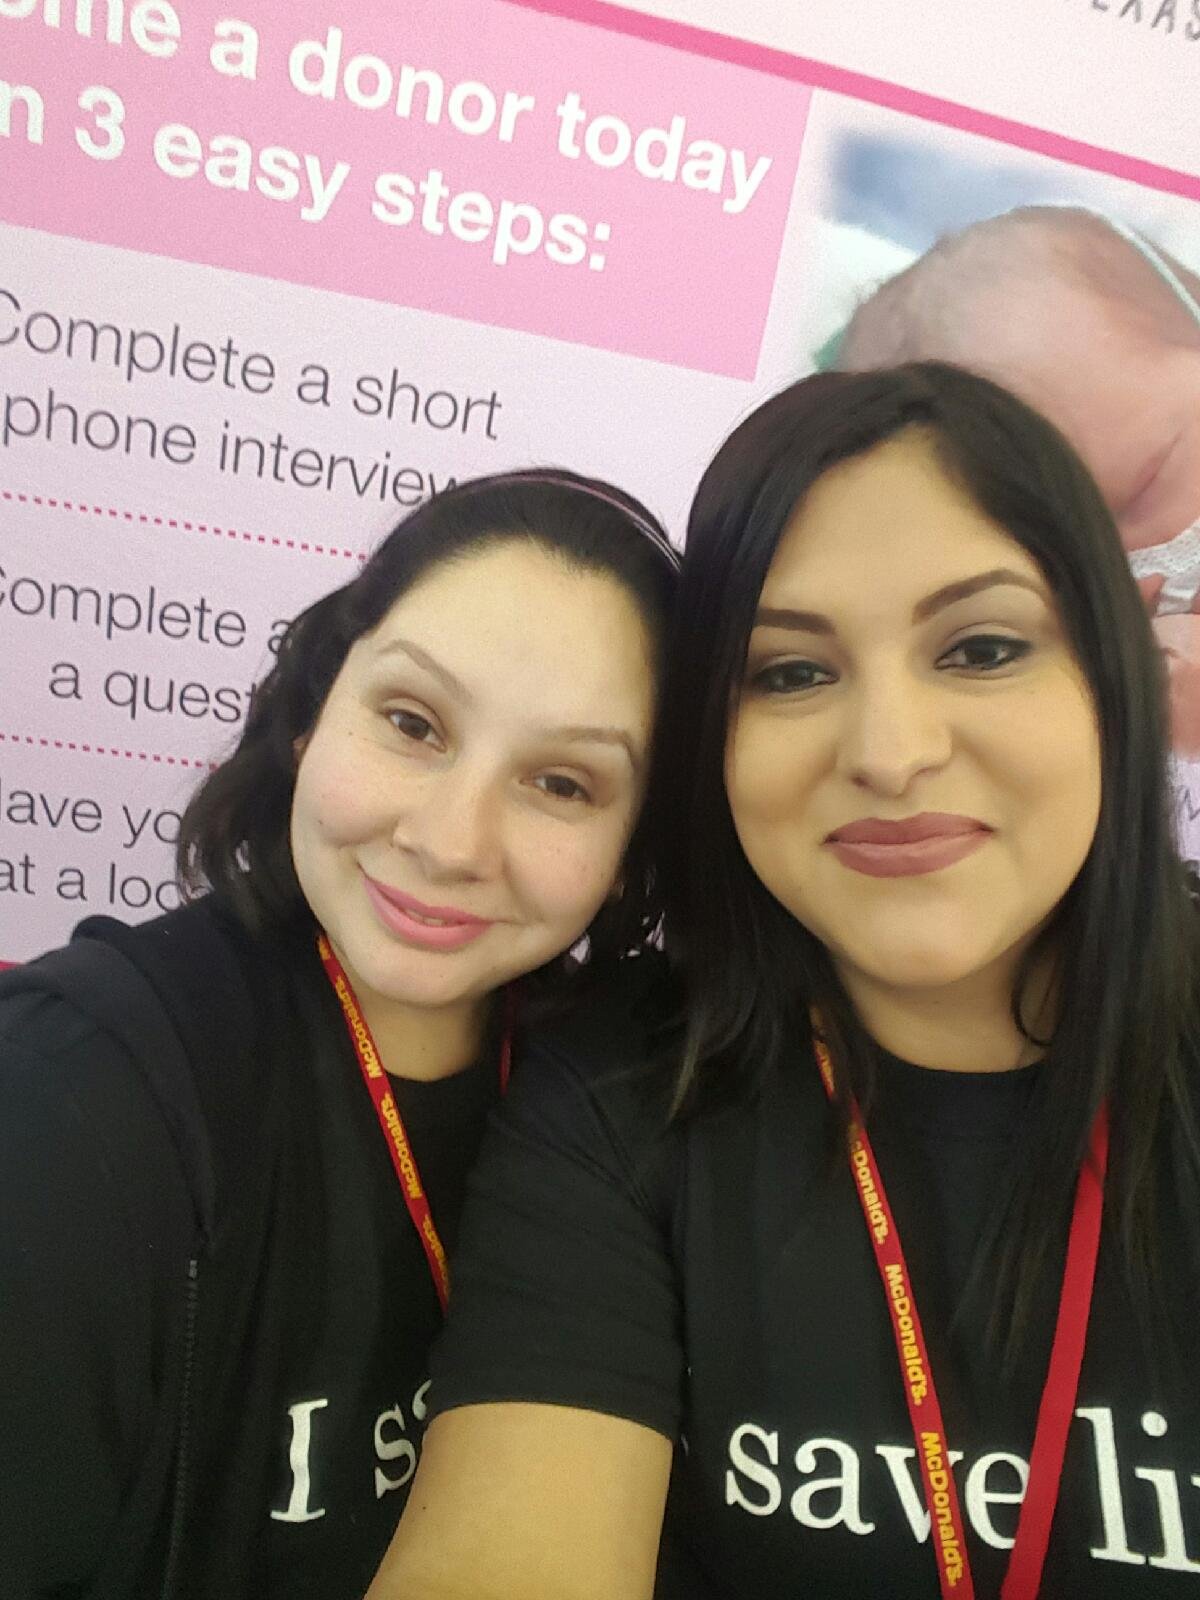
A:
178 468 679 981
653 361 1200 1351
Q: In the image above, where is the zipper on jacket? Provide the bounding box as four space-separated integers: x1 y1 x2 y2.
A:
160 1256 200 1600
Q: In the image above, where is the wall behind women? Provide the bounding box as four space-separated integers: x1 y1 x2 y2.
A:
1 0 1197 960
621 0 1196 176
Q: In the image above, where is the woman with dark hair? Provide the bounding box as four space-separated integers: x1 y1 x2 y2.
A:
370 364 1200 1599
0 469 678 1600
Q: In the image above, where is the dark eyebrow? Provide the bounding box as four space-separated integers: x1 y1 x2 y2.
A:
912 568 1046 621
753 568 1045 635
754 607 835 635
370 640 642 771
372 638 467 698
544 725 643 771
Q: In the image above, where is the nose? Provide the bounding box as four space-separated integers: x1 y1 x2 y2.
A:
395 765 503 883
835 668 952 798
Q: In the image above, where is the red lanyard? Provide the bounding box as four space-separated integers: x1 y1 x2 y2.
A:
814 1036 1108 1600
318 933 512 1313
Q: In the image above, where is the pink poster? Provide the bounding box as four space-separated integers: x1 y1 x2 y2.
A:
3 0 1199 959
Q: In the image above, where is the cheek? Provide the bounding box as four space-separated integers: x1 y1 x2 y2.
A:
996 696 1100 850
293 740 385 853
516 819 630 923
727 719 807 834
294 776 350 851
725 721 759 829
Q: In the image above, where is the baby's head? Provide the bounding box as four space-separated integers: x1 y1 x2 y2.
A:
839 206 1200 565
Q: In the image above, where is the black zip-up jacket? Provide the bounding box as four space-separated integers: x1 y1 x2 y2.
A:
1 899 301 1597
0 897 490 1599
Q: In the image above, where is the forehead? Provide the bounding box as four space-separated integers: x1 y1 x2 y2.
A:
765 432 1042 608
371 538 640 633
354 540 656 714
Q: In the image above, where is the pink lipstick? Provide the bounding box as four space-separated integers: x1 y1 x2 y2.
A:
362 873 494 950
825 813 991 879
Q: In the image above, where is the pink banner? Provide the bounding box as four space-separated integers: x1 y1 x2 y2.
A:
0 0 808 377
503 0 1200 203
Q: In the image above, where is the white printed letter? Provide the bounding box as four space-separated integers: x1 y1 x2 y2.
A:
725 1423 782 1516
270 1398 328 1522
374 1404 417 1498
1076 1407 1145 1565
791 1437 875 1533
210 19 259 79
964 1452 1028 1550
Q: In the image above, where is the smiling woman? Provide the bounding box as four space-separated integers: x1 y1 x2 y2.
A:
367 365 1200 1600
289 533 659 1078
0 469 678 1600
726 429 1102 1065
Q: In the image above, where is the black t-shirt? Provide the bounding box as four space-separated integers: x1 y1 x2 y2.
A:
0 909 496 1599
256 964 494 1597
430 976 1200 1598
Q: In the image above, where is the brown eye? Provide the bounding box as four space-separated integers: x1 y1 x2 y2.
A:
939 635 1032 672
534 773 591 803
749 659 835 695
389 709 436 743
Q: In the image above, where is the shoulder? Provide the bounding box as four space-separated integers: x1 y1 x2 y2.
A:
428 956 689 1437
530 951 675 1068
506 953 682 1207
0 981 147 1141
0 897 238 1071
0 903 210 1147
74 892 276 1003
0 923 200 1274
3 893 244 993
0 897 300 1232
1 894 306 1044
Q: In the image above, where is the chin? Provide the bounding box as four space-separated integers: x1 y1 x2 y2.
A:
881 958 984 992
345 945 480 1011
843 933 997 995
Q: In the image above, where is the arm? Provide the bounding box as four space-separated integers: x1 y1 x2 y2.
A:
371 1403 671 1600
367 1009 684 1600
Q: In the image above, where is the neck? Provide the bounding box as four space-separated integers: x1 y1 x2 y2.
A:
336 961 489 1082
365 997 488 1081
836 948 1055 1073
